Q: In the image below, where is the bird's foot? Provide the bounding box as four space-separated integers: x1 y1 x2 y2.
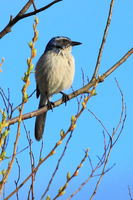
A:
60 92 69 106
47 100 54 111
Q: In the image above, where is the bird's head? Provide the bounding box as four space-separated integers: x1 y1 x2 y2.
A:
45 36 82 52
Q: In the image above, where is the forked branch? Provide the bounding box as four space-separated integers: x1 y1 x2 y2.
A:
0 0 62 39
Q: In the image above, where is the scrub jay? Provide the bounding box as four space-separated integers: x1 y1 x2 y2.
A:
35 36 81 141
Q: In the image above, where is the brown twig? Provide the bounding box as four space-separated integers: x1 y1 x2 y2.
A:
19 0 62 19
12 89 36 113
39 140 44 162
31 0 37 11
0 0 33 39
112 78 127 146
0 0 62 39
53 149 89 200
0 88 13 117
87 108 110 137
0 101 25 193
92 0 115 79
13 142 33 157
66 155 110 200
0 88 13 154
89 141 113 200
29 139 35 200
0 17 38 195
87 109 111 165
24 121 35 200
41 130 74 199
101 48 133 80
14 158 21 200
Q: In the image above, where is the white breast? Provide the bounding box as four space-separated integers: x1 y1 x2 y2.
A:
35 47 75 97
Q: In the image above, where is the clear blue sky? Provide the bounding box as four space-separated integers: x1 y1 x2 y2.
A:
0 0 133 199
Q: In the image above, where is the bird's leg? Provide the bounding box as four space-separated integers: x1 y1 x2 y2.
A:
47 99 54 111
45 92 54 111
60 91 69 106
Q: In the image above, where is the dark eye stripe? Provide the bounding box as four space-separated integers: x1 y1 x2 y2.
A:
54 45 63 49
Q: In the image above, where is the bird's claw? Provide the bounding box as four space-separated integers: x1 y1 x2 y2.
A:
60 92 69 106
47 100 54 111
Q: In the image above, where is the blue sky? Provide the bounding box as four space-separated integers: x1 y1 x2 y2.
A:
0 0 133 199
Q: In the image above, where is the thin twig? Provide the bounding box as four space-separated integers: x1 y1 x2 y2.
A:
128 185 133 200
12 89 36 113
89 139 113 200
101 48 133 80
87 108 110 137
41 131 74 199
24 121 35 200
53 150 89 200
0 17 38 195
0 103 25 193
14 158 21 200
112 78 126 145
29 141 35 200
20 0 62 19
31 0 37 11
0 88 12 113
0 88 13 153
39 140 44 162
0 0 33 39
13 142 33 156
92 0 115 78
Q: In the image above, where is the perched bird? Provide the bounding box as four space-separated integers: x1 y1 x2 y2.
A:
35 36 81 141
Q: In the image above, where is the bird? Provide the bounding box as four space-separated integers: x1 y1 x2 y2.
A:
35 36 81 141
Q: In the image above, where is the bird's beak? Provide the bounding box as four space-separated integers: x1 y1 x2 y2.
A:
71 41 82 46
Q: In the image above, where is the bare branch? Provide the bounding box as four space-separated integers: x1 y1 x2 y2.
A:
0 0 62 39
87 108 110 137
20 0 62 19
101 48 133 80
24 121 35 200
112 78 127 146
31 0 37 11
128 185 133 200
0 0 33 39
0 18 38 194
53 149 89 200
39 140 44 162
14 158 21 200
41 130 74 199
92 0 115 79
